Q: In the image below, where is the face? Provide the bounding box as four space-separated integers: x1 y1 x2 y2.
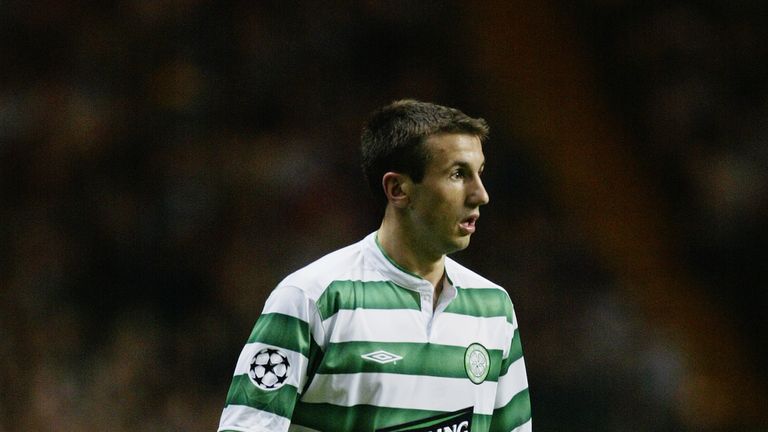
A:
404 133 490 259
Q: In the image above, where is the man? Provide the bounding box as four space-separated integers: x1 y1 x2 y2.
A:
218 100 532 431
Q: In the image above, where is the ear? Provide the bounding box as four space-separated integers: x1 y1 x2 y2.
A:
382 172 411 208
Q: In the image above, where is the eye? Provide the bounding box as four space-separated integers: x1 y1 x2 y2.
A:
450 169 464 180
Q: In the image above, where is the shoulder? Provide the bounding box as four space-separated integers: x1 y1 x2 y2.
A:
446 257 506 293
445 257 515 320
275 237 368 301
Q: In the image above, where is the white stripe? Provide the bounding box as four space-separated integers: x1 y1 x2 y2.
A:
511 306 519 331
218 404 290 432
324 309 514 351
512 418 533 432
495 357 529 408
430 313 514 350
324 309 427 343
233 342 308 392
301 372 498 415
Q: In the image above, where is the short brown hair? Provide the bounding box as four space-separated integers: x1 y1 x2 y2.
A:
360 99 489 203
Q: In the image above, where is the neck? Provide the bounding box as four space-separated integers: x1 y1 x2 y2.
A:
377 211 445 289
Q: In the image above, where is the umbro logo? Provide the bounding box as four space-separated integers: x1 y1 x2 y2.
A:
361 350 403 364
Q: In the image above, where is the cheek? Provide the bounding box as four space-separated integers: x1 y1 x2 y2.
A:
412 186 461 222
432 198 461 226
414 197 448 226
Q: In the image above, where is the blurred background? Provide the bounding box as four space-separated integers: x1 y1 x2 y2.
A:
1 1 766 431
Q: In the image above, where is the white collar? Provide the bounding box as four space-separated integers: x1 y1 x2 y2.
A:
362 232 458 297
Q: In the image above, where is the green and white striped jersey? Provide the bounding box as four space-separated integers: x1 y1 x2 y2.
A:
219 232 532 432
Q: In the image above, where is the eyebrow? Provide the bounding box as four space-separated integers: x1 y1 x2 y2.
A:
451 160 485 171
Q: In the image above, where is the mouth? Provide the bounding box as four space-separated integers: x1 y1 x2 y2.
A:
458 214 479 235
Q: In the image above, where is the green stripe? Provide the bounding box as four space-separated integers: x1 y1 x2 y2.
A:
245 312 325 394
316 280 421 320
318 341 503 381
247 313 311 355
303 336 325 394
292 402 458 431
488 388 532 432
445 287 513 321
499 329 524 375
224 374 298 420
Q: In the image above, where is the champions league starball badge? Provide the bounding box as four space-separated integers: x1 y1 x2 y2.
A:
248 347 290 390
464 343 490 385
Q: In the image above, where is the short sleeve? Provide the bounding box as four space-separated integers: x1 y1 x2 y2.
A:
218 285 323 432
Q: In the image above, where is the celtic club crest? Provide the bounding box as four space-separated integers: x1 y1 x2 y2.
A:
464 343 490 384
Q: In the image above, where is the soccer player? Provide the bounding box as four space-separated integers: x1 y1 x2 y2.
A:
218 100 532 431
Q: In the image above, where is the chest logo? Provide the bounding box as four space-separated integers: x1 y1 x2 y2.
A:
464 343 490 384
361 350 403 364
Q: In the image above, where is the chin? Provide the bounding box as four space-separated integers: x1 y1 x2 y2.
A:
446 238 471 254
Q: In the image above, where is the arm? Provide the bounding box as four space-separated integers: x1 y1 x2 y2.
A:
218 285 322 432
489 304 533 432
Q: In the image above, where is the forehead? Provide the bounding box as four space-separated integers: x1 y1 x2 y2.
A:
423 133 485 167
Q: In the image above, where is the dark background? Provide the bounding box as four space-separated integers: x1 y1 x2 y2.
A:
1 1 766 431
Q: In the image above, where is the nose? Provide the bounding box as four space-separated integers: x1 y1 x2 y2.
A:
469 174 490 207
